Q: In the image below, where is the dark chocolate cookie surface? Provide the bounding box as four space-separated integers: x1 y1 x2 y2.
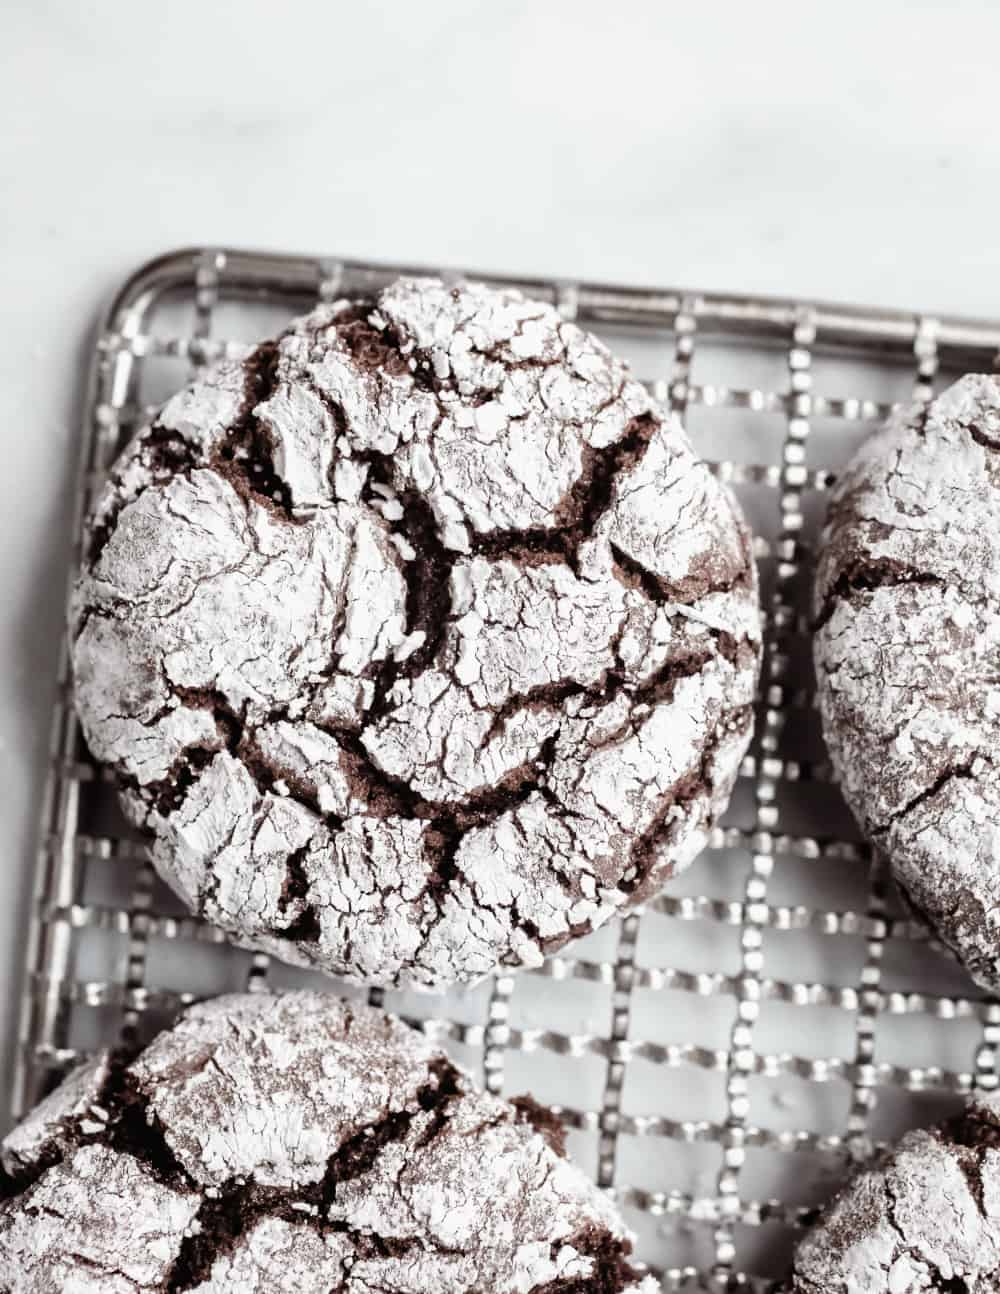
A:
0 992 655 1293
791 1092 1000 1292
814 375 1000 990
71 276 760 989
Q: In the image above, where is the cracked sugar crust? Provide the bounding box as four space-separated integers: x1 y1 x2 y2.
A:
791 1089 1000 1293
70 275 761 989
814 374 1000 992
0 992 657 1294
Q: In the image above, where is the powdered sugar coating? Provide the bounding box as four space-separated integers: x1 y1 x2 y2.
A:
71 276 760 989
791 1091 1000 1292
814 374 1000 990
0 1144 200 1293
129 992 442 1190
0 992 656 1293
1 1051 112 1177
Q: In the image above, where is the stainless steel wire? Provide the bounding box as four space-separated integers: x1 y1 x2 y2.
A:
16 248 1000 1289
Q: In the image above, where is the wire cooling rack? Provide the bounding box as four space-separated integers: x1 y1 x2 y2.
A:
15 248 1000 1289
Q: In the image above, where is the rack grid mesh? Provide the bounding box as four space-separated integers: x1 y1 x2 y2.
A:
15 248 1000 1289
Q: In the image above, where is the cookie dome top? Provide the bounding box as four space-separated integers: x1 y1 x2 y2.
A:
0 993 655 1293
814 374 1000 990
72 277 760 988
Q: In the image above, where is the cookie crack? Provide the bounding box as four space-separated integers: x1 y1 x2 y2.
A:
470 413 658 576
87 339 295 578
86 428 198 566
813 558 944 632
873 759 980 836
211 340 294 518
0 1047 193 1210
162 1055 463 1293
304 320 660 690
119 744 219 821
275 844 322 944
326 297 571 396
968 424 1000 453
526 1225 646 1294
354 452 457 698
622 701 754 902
289 376 460 698
42 1240 146 1293
609 541 753 611
102 1068 197 1194
243 652 733 952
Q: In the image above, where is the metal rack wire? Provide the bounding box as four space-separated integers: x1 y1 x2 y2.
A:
15 248 1000 1289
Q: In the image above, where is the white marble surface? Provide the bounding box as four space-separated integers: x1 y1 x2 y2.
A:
2 0 1000 1112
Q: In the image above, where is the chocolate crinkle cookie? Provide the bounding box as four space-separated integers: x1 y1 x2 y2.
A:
71 276 760 989
790 1090 1000 1292
0 992 656 1293
814 374 1000 991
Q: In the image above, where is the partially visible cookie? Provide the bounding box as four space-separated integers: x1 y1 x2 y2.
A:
790 1091 1000 1292
0 992 655 1293
814 374 1000 990
70 275 760 990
